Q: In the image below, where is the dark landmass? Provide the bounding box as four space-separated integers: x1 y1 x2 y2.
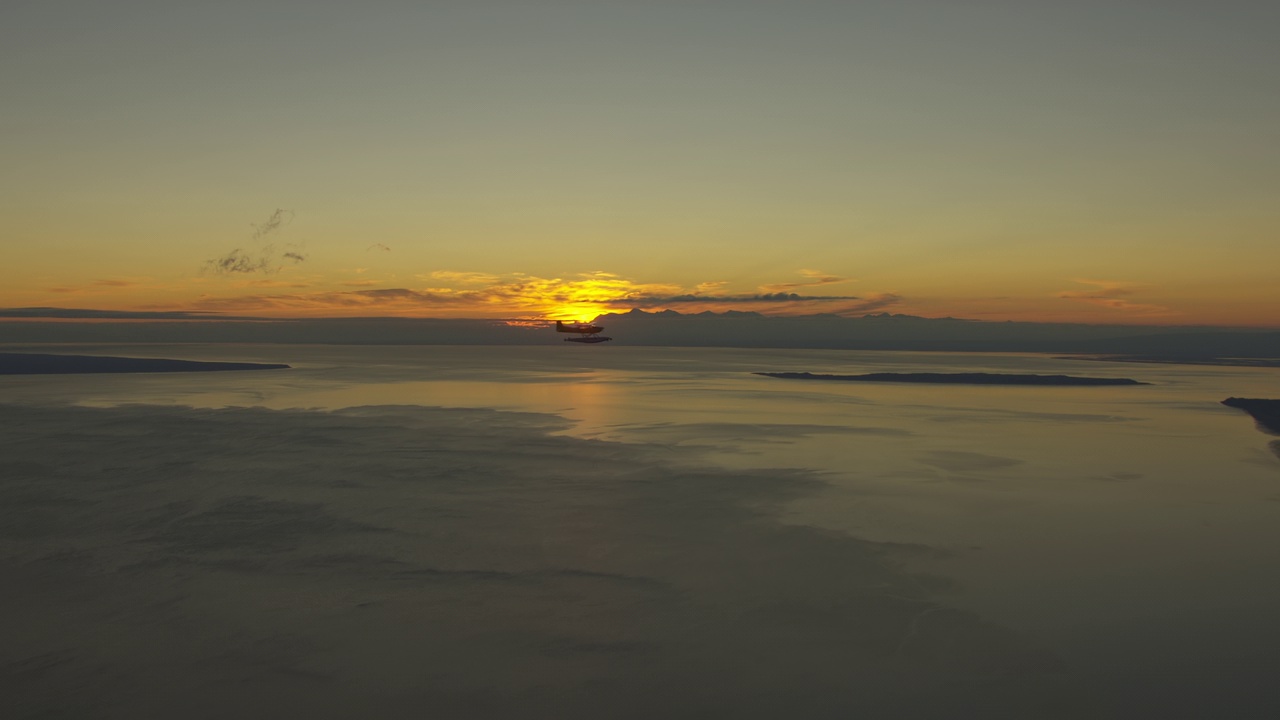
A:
1222 398 1280 436
1065 355 1280 368
596 310 1280 358
4 307 1280 358
0 353 289 375
0 315 533 346
756 372 1147 386
0 307 250 320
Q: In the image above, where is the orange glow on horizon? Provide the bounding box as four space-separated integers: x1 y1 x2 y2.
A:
544 303 609 323
5 269 1280 328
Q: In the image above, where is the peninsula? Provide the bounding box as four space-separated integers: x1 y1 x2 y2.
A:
755 372 1147 386
0 353 290 375
1221 398 1280 436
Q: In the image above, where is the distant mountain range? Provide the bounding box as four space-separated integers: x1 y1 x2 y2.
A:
593 310 1280 359
3 307 1279 359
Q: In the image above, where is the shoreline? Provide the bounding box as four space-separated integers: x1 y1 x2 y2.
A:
1222 397 1280 436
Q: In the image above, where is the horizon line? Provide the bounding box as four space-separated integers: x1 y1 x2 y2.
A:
2 306 1280 330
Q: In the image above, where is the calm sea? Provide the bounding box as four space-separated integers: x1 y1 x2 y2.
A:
5 343 1279 710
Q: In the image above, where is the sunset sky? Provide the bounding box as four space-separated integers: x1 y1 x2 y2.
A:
3 1 1278 325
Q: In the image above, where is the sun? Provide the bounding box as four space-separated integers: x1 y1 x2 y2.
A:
546 303 607 323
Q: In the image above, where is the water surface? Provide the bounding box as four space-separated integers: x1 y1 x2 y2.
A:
4 344 1278 716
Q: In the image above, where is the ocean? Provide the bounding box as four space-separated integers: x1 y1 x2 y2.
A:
3 344 1278 718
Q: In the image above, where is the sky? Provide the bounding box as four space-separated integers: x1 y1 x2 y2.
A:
3 0 1278 325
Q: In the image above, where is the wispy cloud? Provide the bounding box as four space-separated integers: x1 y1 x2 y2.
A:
46 279 146 295
759 269 852 293
242 279 312 289
367 243 392 252
610 292 901 317
205 209 307 275
629 292 857 304
251 209 289 241
179 270 899 320
426 271 501 285
1057 279 1169 315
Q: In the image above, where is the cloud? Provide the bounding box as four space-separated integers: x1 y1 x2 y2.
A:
590 271 895 317
843 292 903 314
798 269 840 280
1057 279 1168 314
243 279 311 289
206 249 270 275
206 209 306 275
45 279 146 295
622 292 862 305
759 269 852 293
427 271 501 285
180 271 900 320
368 243 392 252
23 267 889 321
187 288 475 315
610 292 902 317
250 209 284 238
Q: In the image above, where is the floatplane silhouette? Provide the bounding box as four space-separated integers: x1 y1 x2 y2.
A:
555 320 612 344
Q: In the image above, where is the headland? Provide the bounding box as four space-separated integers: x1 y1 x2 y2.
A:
1221 398 1280 436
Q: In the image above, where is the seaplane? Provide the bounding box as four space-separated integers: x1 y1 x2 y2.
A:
555 320 612 344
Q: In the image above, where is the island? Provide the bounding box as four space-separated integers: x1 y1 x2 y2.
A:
1221 398 1280 436
755 372 1147 386
0 353 290 375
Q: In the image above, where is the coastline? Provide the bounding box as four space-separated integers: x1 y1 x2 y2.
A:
1222 398 1280 435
